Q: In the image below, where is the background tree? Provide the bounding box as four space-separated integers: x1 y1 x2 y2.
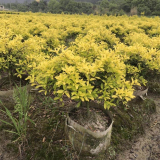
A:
48 0 61 13
38 0 47 12
137 4 151 15
29 1 39 12
2 0 160 16
59 0 72 11
100 0 110 14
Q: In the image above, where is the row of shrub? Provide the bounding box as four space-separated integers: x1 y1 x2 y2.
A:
0 13 160 108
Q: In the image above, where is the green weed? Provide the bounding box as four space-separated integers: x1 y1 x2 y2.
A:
0 85 34 158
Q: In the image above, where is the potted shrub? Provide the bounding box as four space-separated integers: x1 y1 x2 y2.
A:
27 44 137 156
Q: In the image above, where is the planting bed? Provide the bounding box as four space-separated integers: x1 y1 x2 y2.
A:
0 12 160 160
0 78 159 159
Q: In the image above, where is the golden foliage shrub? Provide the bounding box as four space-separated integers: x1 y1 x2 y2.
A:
0 13 160 108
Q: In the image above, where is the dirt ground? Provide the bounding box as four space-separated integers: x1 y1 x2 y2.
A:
116 93 160 160
0 91 159 160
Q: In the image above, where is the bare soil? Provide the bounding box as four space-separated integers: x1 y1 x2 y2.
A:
116 93 160 160
0 132 19 160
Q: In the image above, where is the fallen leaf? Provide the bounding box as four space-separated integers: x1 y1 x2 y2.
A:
42 137 46 142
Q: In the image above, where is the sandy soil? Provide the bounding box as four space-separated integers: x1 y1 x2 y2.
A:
116 93 160 160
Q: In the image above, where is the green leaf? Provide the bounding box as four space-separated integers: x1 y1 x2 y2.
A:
104 101 108 109
4 130 19 135
4 107 20 134
27 117 35 125
75 84 79 90
80 97 84 101
57 90 64 94
54 97 60 100
63 85 66 90
39 90 45 93
101 83 104 89
0 119 13 126
90 78 95 81
85 97 89 101
72 96 79 100
65 91 70 98
76 101 81 108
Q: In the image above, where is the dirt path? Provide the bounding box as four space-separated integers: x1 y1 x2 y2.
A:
116 93 160 160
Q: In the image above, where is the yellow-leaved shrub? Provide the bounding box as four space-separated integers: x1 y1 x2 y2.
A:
0 13 160 109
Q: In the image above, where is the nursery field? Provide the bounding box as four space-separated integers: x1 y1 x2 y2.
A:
0 12 160 160
1 13 160 100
